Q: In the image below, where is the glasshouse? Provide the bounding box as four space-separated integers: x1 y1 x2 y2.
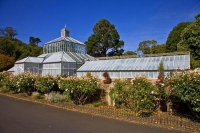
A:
8 26 93 76
8 26 190 78
77 53 190 79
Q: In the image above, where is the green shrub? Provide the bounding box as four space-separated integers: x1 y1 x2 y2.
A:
109 76 155 114
165 69 200 112
35 75 58 94
15 72 37 95
0 71 11 87
6 75 18 92
0 86 10 93
109 79 132 108
59 76 99 105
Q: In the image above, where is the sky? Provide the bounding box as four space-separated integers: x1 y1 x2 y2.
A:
0 0 200 52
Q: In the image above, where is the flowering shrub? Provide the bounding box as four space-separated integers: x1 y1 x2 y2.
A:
6 74 18 92
156 74 167 100
59 76 98 104
165 69 200 112
110 76 155 114
131 76 155 113
15 72 37 95
109 79 132 108
0 72 10 82
35 75 58 94
0 71 11 87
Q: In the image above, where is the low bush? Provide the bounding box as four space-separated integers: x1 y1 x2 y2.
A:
0 86 10 93
46 92 70 103
31 92 43 99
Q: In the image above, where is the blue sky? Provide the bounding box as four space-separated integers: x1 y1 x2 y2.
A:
0 0 200 52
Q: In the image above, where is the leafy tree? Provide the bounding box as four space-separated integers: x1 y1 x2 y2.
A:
150 44 166 54
122 51 137 56
85 19 124 57
137 40 157 54
166 22 191 52
35 37 41 46
29 36 35 44
0 37 16 56
0 27 18 38
0 54 15 72
0 36 43 70
178 14 200 60
29 36 41 46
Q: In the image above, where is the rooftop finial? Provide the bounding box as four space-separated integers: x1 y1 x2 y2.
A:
64 24 66 28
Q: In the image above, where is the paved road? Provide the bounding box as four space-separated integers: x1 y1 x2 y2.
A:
0 95 185 133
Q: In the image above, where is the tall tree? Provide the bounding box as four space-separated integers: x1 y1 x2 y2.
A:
29 36 35 44
85 19 124 57
0 27 18 38
178 14 200 59
29 36 41 46
166 22 191 52
35 37 41 46
137 40 157 54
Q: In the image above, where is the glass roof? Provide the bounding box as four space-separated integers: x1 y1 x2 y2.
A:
16 57 44 63
77 55 190 71
16 52 94 64
44 36 85 45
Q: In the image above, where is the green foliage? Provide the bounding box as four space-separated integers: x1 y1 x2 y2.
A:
0 54 15 72
109 79 132 108
137 40 157 54
85 19 124 57
178 14 200 60
190 56 200 69
122 51 137 56
6 75 18 92
158 61 164 77
0 36 43 71
35 75 58 94
166 70 200 112
0 27 18 38
93 101 107 107
46 92 70 103
109 76 155 114
150 44 166 54
59 76 98 104
31 92 43 99
0 86 10 93
15 72 37 95
166 22 191 52
131 76 155 113
29 36 41 46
